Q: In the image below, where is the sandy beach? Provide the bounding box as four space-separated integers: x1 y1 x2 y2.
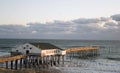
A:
0 67 63 73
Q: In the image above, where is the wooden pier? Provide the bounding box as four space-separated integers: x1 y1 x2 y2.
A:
0 55 26 62
64 46 99 58
0 46 99 70
0 54 65 70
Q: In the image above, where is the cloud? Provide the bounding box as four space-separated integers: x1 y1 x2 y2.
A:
31 30 37 34
72 18 100 24
104 22 118 29
0 14 120 40
111 14 120 21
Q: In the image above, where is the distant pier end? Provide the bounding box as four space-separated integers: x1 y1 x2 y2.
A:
64 46 99 58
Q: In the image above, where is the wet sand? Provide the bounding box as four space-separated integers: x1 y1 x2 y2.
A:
0 67 63 73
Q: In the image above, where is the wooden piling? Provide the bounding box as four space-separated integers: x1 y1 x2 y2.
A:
27 56 30 68
11 61 13 69
39 57 42 65
53 55 55 66
54 55 57 66
62 55 64 65
58 55 60 64
15 60 18 70
51 55 53 66
5 61 8 69
20 58 22 69
24 58 27 68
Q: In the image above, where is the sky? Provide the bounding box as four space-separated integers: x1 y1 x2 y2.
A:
0 0 120 40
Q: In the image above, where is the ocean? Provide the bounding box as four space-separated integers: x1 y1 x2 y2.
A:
0 39 120 73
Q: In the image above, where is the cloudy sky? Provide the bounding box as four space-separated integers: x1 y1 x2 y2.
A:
0 0 120 40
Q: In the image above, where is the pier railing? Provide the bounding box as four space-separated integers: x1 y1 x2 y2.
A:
0 55 26 63
0 53 65 70
64 46 98 52
64 46 99 58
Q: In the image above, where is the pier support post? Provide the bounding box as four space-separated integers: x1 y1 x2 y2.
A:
41 57 43 65
52 56 54 66
39 57 42 65
20 58 22 69
24 58 27 68
11 61 13 69
58 55 60 64
54 55 57 66
93 50 95 56
42 56 46 68
95 49 98 56
46 56 49 68
51 55 53 66
62 55 64 65
28 57 31 68
15 60 18 70
6 61 8 69
53 55 56 66
43 56 46 64
47 56 50 66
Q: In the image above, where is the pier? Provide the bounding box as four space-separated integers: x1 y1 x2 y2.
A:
64 46 99 58
0 46 99 70
0 54 65 70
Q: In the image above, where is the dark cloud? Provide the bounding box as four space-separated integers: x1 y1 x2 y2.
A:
111 14 120 21
72 18 100 24
100 17 110 21
0 25 27 34
104 22 118 29
0 14 120 40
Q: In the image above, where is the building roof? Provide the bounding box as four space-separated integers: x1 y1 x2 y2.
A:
29 42 62 50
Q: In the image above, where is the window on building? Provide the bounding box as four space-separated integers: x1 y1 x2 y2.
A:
23 47 25 49
30 47 32 49
55 50 57 53
26 45 29 47
57 50 60 52
16 50 18 52
47 50 50 53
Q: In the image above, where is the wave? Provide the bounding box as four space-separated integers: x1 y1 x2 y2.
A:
0 47 13 48
107 57 120 61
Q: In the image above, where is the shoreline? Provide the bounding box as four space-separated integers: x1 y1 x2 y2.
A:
1 58 120 73
0 67 64 73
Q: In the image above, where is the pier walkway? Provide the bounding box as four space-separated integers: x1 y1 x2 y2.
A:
64 46 99 58
0 55 26 63
0 46 99 70
0 54 65 70
65 46 98 52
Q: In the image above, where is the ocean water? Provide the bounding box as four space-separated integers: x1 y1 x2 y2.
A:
0 39 120 73
0 39 120 58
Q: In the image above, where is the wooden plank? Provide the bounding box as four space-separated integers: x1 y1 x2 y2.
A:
0 55 26 63
65 47 98 53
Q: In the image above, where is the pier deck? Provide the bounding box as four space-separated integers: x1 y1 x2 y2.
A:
65 46 98 52
0 46 99 70
64 46 99 58
0 55 26 63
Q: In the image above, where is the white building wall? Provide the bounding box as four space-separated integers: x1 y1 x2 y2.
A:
61 50 66 55
41 49 62 56
12 43 66 56
12 43 41 54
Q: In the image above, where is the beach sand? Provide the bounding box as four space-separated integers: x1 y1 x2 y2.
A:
0 67 63 73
